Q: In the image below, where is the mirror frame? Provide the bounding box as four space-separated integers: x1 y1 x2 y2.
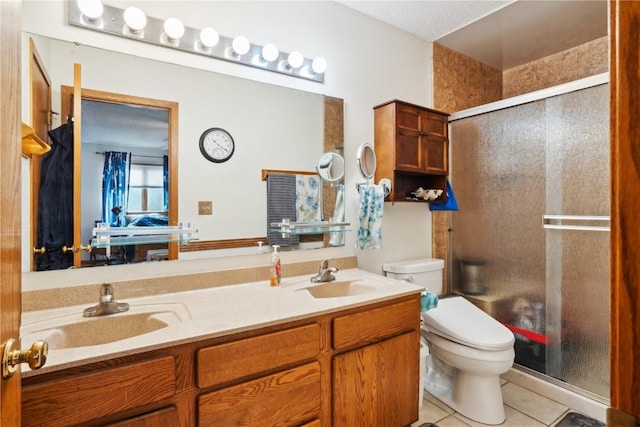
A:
316 152 345 183
357 143 376 179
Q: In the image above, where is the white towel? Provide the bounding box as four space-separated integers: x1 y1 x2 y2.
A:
329 185 345 246
356 184 384 250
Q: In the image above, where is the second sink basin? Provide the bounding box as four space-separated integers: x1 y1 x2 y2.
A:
301 280 377 298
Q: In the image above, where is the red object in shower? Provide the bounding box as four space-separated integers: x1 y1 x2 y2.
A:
502 323 548 345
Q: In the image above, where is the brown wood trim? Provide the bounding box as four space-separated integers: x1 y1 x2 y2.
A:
180 237 268 252
610 0 640 418
28 38 52 271
179 235 323 252
73 64 82 268
261 169 316 181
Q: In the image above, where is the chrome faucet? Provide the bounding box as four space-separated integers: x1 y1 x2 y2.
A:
311 259 338 283
83 283 130 317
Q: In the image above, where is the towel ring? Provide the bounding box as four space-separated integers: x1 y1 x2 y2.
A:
356 178 391 198
379 178 391 197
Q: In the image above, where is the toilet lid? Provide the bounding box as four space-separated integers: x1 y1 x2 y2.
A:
422 296 515 350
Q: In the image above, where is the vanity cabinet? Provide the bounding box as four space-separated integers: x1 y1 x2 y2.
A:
332 299 420 427
374 100 450 202
21 295 420 427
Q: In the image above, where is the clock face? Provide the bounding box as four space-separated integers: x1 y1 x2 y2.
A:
199 128 235 163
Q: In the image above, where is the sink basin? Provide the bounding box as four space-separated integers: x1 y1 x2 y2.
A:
301 280 377 298
22 309 184 350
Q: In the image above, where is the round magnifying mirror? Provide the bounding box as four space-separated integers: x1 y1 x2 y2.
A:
317 152 345 183
357 143 376 179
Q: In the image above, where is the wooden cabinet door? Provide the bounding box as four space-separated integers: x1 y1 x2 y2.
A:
422 112 448 175
332 331 419 427
395 104 424 172
423 135 448 175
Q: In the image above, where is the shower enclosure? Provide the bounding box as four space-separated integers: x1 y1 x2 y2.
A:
449 80 610 400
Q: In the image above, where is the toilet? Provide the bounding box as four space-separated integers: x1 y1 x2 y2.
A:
383 258 515 425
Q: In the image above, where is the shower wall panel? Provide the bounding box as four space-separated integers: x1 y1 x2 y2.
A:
450 84 609 399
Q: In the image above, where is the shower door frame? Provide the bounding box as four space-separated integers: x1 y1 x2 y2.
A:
609 0 640 422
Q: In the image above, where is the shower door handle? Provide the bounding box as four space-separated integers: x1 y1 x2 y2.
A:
542 215 610 231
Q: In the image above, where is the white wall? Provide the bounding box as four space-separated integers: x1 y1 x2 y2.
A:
21 0 434 286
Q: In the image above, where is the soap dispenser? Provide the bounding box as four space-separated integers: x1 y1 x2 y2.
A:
270 245 281 286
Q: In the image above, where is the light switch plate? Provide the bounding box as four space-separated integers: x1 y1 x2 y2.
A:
198 201 212 215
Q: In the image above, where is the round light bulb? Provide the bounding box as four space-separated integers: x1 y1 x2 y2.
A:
287 51 304 69
311 57 327 74
77 0 103 20
163 17 185 40
124 7 147 32
232 36 250 56
261 43 279 62
200 27 219 48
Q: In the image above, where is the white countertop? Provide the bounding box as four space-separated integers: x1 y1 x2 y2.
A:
21 269 423 377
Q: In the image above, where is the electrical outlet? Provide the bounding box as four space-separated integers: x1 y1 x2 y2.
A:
198 201 213 215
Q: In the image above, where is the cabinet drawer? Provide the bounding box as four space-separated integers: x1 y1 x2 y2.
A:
197 323 320 388
198 362 321 426
107 406 178 427
22 356 176 427
333 298 419 350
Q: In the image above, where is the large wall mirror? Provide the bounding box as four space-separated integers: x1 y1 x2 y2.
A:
24 33 343 271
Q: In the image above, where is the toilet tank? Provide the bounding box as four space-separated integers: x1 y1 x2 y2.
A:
383 258 445 295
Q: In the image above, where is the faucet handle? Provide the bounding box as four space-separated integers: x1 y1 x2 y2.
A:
319 259 329 270
99 283 114 303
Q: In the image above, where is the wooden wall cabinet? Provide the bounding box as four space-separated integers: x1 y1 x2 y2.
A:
374 100 450 202
21 295 420 427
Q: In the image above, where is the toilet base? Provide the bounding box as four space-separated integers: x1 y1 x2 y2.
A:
425 366 506 425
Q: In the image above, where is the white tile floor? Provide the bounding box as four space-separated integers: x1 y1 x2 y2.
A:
412 378 604 427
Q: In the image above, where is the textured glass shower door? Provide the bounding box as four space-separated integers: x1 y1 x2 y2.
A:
449 83 610 399
543 85 610 398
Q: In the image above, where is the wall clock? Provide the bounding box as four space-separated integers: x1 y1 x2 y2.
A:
199 127 235 163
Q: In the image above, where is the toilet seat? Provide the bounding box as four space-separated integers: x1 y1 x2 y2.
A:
422 296 514 351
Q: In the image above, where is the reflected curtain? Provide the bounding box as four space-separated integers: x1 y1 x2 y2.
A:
102 151 131 226
163 155 168 211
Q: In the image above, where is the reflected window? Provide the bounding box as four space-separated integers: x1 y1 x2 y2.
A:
128 163 165 213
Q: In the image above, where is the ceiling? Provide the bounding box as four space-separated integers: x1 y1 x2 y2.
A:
81 99 169 151
337 0 608 70
82 1 608 149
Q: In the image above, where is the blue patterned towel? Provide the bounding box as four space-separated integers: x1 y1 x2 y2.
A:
356 184 384 250
295 174 321 222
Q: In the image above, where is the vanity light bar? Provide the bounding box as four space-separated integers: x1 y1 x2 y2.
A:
68 1 326 83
